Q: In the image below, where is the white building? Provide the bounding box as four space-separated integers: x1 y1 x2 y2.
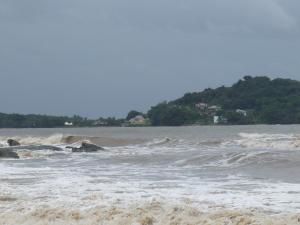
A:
236 109 247 116
195 102 208 110
213 116 227 124
64 122 73 126
129 115 146 125
213 116 220 124
208 105 222 111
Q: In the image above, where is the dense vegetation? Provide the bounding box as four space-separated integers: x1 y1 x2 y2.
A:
0 113 99 128
147 76 300 126
0 113 124 128
147 103 199 126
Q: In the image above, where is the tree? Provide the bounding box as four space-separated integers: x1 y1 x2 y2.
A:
126 110 144 120
148 103 199 126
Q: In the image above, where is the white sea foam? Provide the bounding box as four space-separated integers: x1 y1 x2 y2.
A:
1 127 300 224
1 201 300 225
220 132 300 150
1 154 300 214
1 180 300 225
0 134 64 146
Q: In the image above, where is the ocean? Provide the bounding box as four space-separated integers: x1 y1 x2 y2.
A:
0 125 300 224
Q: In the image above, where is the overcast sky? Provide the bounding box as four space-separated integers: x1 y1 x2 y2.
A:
0 0 299 118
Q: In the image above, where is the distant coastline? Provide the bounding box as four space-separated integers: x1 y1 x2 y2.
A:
1 76 300 128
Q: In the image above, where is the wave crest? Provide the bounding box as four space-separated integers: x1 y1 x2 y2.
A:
222 132 300 150
0 134 64 147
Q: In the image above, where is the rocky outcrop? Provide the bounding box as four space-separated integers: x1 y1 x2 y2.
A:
1 145 63 151
7 139 20 147
0 149 19 159
0 144 62 159
69 142 105 152
24 145 63 151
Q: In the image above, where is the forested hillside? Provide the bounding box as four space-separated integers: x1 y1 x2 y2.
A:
147 76 300 125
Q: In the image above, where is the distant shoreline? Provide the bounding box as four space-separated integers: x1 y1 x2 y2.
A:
0 123 298 129
2 76 300 127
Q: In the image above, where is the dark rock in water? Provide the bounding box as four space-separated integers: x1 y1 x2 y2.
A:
71 142 105 153
29 145 62 151
2 145 63 151
82 142 104 151
0 144 62 159
0 149 19 159
7 139 20 147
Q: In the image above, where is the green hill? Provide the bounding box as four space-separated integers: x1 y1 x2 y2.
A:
147 76 300 126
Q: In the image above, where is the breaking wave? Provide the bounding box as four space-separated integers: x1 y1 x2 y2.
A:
221 132 300 150
2 132 300 150
0 134 64 147
0 134 144 148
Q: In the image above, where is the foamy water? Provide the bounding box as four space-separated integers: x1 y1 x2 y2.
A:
1 126 300 224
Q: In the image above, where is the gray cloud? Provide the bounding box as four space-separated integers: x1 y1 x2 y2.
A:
0 0 299 117
108 0 298 35
1 0 297 34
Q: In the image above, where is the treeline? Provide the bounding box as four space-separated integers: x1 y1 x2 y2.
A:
0 113 124 128
146 76 300 125
0 113 86 128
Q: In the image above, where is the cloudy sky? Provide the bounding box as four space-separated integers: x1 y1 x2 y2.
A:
0 0 299 118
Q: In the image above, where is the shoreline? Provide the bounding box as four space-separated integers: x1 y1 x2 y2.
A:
0 123 300 129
